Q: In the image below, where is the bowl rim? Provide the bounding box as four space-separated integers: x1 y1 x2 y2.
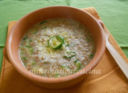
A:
6 6 106 83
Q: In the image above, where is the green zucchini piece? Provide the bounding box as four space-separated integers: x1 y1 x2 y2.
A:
74 59 82 71
48 35 64 49
61 64 69 69
64 51 76 59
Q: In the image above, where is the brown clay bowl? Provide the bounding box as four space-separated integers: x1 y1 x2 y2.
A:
5 6 105 89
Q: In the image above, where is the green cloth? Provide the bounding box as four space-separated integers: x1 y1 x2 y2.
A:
0 48 3 72
0 0 128 71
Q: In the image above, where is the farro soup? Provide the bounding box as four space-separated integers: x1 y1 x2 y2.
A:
19 18 95 78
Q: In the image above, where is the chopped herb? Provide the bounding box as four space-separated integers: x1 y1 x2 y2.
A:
90 54 94 58
22 57 27 61
76 62 81 70
31 62 36 66
29 39 32 42
25 45 34 54
54 73 60 78
74 59 82 71
74 59 79 63
64 51 76 59
61 65 65 69
29 48 34 54
63 56 68 59
23 36 28 40
60 65 70 72
61 64 68 69
25 45 31 48
40 20 47 24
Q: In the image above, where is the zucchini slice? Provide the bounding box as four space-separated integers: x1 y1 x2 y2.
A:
48 35 64 49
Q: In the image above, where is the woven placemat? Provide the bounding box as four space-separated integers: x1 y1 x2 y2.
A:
0 7 128 93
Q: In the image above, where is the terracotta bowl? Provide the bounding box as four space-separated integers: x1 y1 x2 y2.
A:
5 6 105 89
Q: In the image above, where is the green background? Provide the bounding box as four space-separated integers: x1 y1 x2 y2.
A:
0 0 128 72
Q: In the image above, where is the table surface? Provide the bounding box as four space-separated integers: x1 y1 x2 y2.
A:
0 0 128 72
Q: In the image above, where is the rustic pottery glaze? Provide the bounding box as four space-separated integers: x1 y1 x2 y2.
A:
5 6 105 89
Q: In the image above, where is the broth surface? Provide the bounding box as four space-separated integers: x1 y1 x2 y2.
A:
19 18 95 78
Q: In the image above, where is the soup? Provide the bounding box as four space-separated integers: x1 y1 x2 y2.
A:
19 18 95 78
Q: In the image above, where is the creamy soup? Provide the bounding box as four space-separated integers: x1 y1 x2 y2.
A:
19 18 95 78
